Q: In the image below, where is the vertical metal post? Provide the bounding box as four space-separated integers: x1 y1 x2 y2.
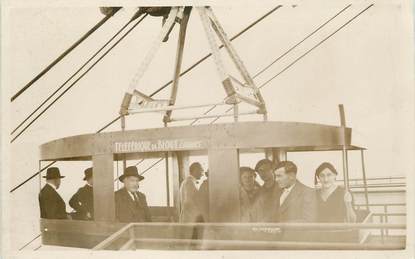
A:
93 153 116 221
116 160 119 190
164 7 191 123
208 148 240 222
341 148 350 190
128 227 136 250
384 205 389 236
165 152 171 219
121 116 127 171
360 150 370 210
339 104 350 191
38 161 42 190
380 215 385 243
233 104 239 122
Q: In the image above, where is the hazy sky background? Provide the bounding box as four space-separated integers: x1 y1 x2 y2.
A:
3 1 414 250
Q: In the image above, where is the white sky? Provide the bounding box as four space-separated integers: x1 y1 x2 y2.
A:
2 0 414 251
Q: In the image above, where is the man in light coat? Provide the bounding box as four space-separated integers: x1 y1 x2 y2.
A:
179 162 204 222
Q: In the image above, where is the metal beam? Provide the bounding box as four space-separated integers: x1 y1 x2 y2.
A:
128 102 225 114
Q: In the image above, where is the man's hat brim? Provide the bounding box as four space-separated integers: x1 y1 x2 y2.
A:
43 176 65 179
119 174 144 182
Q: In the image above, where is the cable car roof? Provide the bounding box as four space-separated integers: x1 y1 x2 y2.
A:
39 121 363 161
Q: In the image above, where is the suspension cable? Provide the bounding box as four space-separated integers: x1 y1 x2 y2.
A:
10 8 121 102
211 4 375 123
10 14 148 143
9 6 281 192
11 15 132 135
190 4 352 125
138 3 375 172
18 233 42 251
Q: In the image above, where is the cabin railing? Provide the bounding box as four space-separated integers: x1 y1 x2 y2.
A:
93 222 406 250
354 202 406 241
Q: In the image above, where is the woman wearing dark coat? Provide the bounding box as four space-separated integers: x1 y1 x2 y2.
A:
314 162 357 223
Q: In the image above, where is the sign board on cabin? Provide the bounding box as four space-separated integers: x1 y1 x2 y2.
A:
113 139 205 153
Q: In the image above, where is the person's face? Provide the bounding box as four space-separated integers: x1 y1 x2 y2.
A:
256 164 275 183
86 177 93 186
191 164 204 180
275 168 294 188
54 178 61 189
240 171 255 190
318 168 337 188
123 176 140 192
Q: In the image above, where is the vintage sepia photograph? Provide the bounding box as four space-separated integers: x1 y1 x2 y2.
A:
1 0 414 258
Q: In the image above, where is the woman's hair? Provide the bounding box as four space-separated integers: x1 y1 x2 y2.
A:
314 162 338 185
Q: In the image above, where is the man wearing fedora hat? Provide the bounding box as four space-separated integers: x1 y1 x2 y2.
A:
38 167 69 219
69 167 94 220
114 166 152 222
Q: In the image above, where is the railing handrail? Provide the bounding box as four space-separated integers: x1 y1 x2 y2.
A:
92 223 133 250
121 222 406 229
132 237 405 250
336 176 405 182
355 203 406 207
93 222 406 250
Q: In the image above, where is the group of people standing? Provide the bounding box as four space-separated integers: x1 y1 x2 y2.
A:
179 159 357 223
39 158 356 224
38 166 151 222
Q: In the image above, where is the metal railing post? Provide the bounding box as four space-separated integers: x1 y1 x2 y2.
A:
384 205 389 236
360 150 370 210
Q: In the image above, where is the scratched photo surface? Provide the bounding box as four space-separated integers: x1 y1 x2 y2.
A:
2 0 414 258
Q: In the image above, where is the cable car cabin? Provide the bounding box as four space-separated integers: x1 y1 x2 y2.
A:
38 121 374 249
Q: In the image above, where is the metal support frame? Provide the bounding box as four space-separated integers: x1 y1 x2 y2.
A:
170 110 258 122
198 7 266 112
164 7 192 124
128 102 226 114
119 7 181 116
206 7 267 115
119 6 267 125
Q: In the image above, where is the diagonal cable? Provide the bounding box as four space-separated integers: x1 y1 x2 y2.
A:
10 14 148 143
190 4 352 125
210 4 375 123
9 6 281 192
10 8 122 102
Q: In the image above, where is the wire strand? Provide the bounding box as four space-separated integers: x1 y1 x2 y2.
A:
11 16 133 135
10 14 148 143
10 9 121 102
190 4 352 125
18 233 42 251
211 4 375 123
8 6 285 192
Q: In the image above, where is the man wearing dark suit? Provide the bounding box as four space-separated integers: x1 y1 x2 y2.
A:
255 159 282 222
38 167 69 219
114 166 151 223
275 161 317 223
69 167 94 220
